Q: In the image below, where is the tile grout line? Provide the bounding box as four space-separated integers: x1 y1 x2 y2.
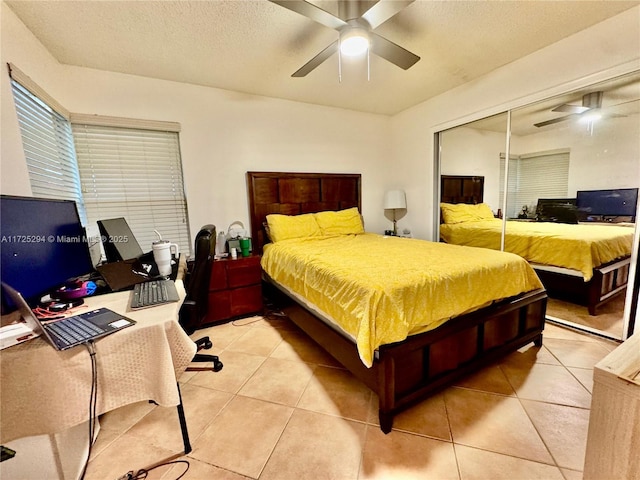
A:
441 388 463 479
508 343 592 474
496 355 562 471
255 406 296 480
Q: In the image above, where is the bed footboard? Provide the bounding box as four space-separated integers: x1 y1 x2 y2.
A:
535 257 630 315
264 280 547 433
375 288 547 432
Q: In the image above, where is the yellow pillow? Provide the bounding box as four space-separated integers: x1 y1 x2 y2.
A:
314 207 364 235
441 203 495 224
265 213 322 243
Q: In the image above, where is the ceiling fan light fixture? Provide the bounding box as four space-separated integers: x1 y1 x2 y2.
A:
340 27 369 56
580 112 602 122
580 111 602 136
269 0 419 77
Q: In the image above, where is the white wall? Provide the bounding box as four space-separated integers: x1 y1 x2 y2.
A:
391 6 640 240
440 126 506 212
514 115 640 195
438 108 639 212
0 2 392 248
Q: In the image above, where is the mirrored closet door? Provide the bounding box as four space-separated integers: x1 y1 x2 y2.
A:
437 70 640 341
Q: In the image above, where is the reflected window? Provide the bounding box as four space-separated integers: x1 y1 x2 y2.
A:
499 149 569 219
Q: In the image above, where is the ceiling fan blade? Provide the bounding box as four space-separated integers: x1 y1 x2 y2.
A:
552 92 602 114
369 32 420 70
269 0 347 30
360 0 415 29
534 115 575 128
552 104 590 114
292 41 339 77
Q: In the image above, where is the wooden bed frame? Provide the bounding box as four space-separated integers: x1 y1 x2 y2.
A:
440 174 631 316
247 171 547 433
533 258 631 316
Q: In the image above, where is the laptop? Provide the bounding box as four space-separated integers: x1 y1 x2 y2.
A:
2 282 136 351
96 259 150 292
96 252 180 293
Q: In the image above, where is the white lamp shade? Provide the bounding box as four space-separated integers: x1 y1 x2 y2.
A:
384 190 407 210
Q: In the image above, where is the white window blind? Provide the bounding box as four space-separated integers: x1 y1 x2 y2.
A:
10 77 87 224
517 151 570 212
72 123 191 255
499 155 519 218
500 150 570 218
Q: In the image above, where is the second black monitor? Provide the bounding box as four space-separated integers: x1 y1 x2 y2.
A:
97 217 144 262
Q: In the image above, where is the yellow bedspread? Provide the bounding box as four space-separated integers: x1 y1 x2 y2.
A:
439 219 634 281
261 233 543 368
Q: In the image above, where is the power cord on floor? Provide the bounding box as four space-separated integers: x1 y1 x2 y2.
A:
231 296 288 326
262 296 289 321
117 459 190 480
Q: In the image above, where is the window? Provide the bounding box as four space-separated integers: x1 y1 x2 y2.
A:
71 120 191 254
9 64 191 256
500 149 570 218
9 67 86 224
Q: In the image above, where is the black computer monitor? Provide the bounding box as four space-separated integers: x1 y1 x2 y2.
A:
97 217 144 262
535 198 578 224
1 195 95 307
576 188 638 221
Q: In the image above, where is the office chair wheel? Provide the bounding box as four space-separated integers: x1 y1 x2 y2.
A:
195 336 213 350
190 353 223 372
213 358 223 372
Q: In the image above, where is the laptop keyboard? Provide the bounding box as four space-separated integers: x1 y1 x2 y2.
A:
47 316 105 345
131 280 175 309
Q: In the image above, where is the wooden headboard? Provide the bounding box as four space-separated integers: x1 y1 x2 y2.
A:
246 172 362 253
440 175 485 223
441 175 484 205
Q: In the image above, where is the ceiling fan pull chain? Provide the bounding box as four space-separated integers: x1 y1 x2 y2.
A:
338 40 343 83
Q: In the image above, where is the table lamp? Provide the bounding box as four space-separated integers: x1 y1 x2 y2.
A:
383 190 407 235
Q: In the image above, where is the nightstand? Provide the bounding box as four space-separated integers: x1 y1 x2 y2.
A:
205 254 263 324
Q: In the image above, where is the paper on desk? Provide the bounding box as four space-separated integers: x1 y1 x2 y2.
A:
0 322 39 349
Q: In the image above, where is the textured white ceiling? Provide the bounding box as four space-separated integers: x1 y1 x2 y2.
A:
6 0 639 115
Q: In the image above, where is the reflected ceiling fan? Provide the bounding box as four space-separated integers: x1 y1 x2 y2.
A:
269 0 420 77
534 91 616 128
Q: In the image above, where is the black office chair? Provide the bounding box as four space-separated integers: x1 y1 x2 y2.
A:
179 224 223 372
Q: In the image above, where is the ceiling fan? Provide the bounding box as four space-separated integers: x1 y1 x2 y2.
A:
534 91 604 128
269 0 420 77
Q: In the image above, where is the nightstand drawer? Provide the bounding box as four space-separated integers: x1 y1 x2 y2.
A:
230 285 262 316
227 256 261 288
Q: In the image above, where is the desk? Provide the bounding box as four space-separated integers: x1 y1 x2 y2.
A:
0 278 196 445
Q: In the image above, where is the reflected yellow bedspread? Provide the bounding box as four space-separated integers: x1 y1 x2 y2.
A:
440 219 634 281
261 234 543 367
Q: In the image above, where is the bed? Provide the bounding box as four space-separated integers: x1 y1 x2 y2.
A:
439 201 634 315
247 171 547 433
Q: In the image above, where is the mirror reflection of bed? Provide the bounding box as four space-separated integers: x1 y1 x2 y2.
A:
437 70 639 340
437 71 640 339
438 180 634 336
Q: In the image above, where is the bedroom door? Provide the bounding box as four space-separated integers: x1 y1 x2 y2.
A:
436 69 640 341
